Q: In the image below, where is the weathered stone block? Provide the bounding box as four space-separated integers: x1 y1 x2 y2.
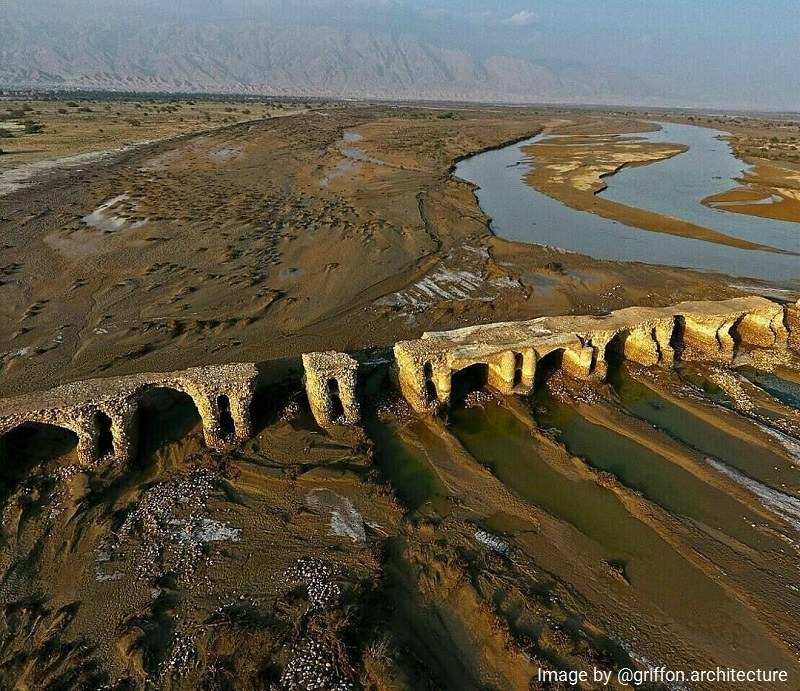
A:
302 352 360 427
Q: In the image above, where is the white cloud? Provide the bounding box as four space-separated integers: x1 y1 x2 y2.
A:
505 10 538 26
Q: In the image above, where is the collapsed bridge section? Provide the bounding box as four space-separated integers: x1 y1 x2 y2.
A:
302 351 361 427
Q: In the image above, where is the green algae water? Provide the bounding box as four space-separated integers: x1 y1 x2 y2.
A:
446 400 756 629
365 416 447 513
531 385 776 550
609 364 799 496
450 401 646 554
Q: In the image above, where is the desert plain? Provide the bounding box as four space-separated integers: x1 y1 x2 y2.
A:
0 96 799 690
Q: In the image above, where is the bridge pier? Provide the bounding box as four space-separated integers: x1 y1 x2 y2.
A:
789 299 800 353
562 346 596 379
680 316 736 362
394 341 452 415
108 401 139 463
487 351 516 394
736 307 789 348
187 394 222 449
302 352 361 427
487 349 535 395
74 415 100 466
229 387 255 441
654 321 676 365
198 387 254 447
624 326 664 367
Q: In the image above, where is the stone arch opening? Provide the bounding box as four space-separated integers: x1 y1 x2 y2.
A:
136 386 202 459
727 315 746 354
327 378 345 421
94 411 114 458
670 316 686 360
513 352 524 387
603 331 630 378
217 395 236 439
423 362 438 403
604 331 630 360
0 422 79 497
450 363 489 408
534 349 564 390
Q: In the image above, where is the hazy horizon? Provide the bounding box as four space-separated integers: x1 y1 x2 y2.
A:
2 0 798 110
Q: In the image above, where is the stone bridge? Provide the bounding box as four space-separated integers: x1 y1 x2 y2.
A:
0 363 258 465
393 296 796 414
0 296 797 463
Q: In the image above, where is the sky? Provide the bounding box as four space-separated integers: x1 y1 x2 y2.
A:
4 0 800 109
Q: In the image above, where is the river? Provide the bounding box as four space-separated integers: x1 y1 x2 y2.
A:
454 121 799 285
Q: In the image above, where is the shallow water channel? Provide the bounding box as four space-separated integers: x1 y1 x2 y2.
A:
446 399 761 629
610 365 799 496
454 122 800 284
738 366 800 410
528 384 779 550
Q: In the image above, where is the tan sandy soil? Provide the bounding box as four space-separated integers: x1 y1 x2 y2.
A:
0 106 742 398
0 97 307 172
701 161 800 222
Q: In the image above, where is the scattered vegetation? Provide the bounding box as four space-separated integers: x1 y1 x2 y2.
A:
23 120 44 134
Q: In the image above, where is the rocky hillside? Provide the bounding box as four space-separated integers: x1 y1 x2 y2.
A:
0 16 662 104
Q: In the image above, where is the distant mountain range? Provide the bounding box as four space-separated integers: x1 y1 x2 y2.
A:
0 16 672 105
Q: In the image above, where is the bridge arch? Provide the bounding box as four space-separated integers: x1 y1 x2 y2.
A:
423 361 439 404
216 394 236 439
512 352 524 387
727 314 747 353
450 362 490 408
326 378 346 422
0 420 80 476
93 410 115 458
533 348 565 389
134 385 203 458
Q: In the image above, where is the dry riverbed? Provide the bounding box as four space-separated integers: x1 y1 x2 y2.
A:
1 102 799 689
